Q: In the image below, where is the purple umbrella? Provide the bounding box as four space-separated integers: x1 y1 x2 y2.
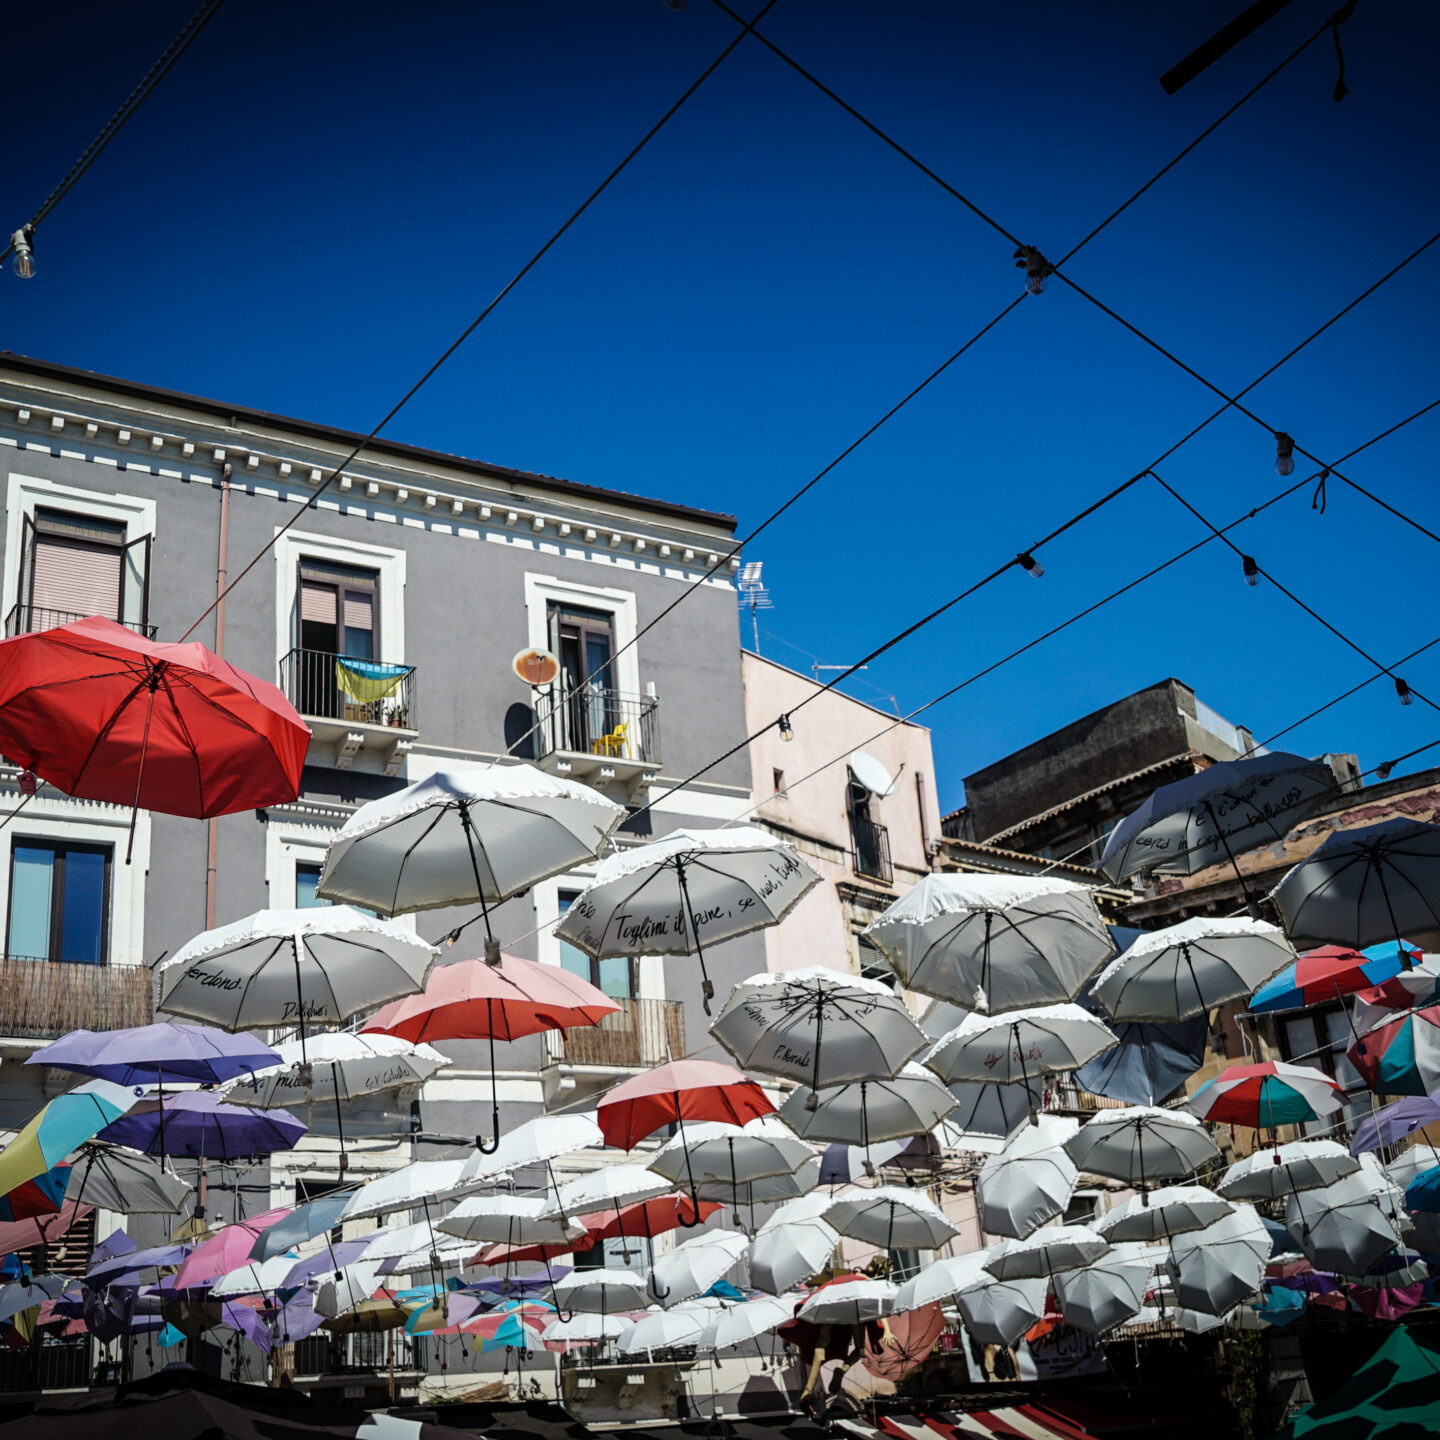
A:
86 1240 192 1289
464 1271 568 1298
1350 1093 1440 1154
96 1090 305 1159
89 1229 138 1266
28 1023 279 1085
282 1238 372 1289
272 1292 325 1344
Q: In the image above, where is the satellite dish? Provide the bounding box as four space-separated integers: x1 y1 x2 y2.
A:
848 751 895 797
513 648 560 686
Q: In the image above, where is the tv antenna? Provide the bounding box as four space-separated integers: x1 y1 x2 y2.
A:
736 560 773 653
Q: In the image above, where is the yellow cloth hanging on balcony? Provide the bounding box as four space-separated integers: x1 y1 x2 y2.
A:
334 657 408 705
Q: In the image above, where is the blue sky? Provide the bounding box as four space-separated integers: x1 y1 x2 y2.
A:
5 0 1439 815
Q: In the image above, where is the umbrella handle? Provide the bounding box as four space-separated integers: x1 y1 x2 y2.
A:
674 1098 704 1228
648 1270 672 1301
476 1016 502 1154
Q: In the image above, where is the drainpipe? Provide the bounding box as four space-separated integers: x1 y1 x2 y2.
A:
915 770 938 871
204 462 233 930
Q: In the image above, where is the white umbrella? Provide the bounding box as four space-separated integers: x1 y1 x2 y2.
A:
1173 1307 1228 1334
64 1143 193 1216
863 873 1115 1011
211 1253 302 1298
779 1062 958 1148
554 1165 675 1217
552 1267 651 1314
1053 1244 1153 1335
359 1220 472 1263
984 1225 1110 1282
648 1228 748 1308
648 1117 813 1189
1285 1165 1404 1276
923 1004 1117 1091
1063 1106 1219 1189
543 1312 633 1344
317 767 625 954
824 1185 957 1250
893 1252 989 1312
697 1293 800 1349
312 1259 384 1319
1218 1139 1361 1202
797 1278 896 1325
955 1265 1047 1346
1095 1186 1233 1243
619 1301 722 1353
156 907 436 1054
224 1031 448 1107
1166 1203 1270 1315
942 1079 1044 1140
1354 957 1440 1035
1091 918 1294 1022
1386 1146 1440 1192
0 1275 71 1323
711 967 926 1095
461 1112 604 1185
976 1115 1079 1239
342 1158 483 1222
437 1194 589 1246
555 826 820 1009
749 1192 840 1295
700 1159 820 1208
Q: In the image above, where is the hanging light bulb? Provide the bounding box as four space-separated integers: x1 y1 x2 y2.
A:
1012 245 1054 296
1274 432 1295 476
1395 677 1414 706
1017 551 1044 578
1375 760 1395 780
778 714 794 742
9 225 35 280
1242 556 1260 586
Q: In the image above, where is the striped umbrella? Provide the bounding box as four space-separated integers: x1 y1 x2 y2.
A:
0 1163 69 1222
1249 943 1415 1015
1348 1005 1440 1097
1186 1061 1345 1130
0 1081 133 1197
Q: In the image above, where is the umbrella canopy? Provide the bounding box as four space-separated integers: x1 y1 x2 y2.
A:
984 1224 1110 1281
648 1117 812 1189
551 1267 650 1313
554 1164 674 1216
156 906 436 1035
893 1252 988 1312
711 966 926 1093
0 1162 69 1222
317 765 624 918
796 1277 896 1325
1351 954 1440 1035
1096 1186 1233 1243
342 1158 483 1222
922 1004 1117 1087
322 1298 410 1334
1285 1165 1404 1275
1385 1146 1440 1191
1406 1166 1440 1211
1348 1004 1440 1097
0 1080 134 1196
1064 1105 1220 1188
460 1111 604 1185
1271 818 1440 951
618 1301 719 1353
700 1159 820 1207
1351 1094 1440 1154
954 1264 1047 1346
941 1078 1044 1139
64 1144 193 1215
1167 1203 1271 1315
1053 1244 1153 1334
573 1195 722 1248
1249 943 1414 1015
554 827 820 1006
250 1191 356 1261
1219 1140 1361 1201
438 1195 588 1247
824 1186 957 1250
647 1228 747 1307
778 1062 957 1145
1186 1061 1345 1129
977 1115 1079 1239
0 1201 88 1255
223 1031 448 1107
0 616 309 819
28 1023 279 1086
210 1253 302 1298
0 1275 74 1325
696 1293 799 1349
174 1209 292 1288
596 1059 772 1150
1098 751 1334 883
97 1091 306 1160
861 873 1114 1011
308 1256 384 1317
543 1311 632 1343
1093 918 1293 1022
748 1193 839 1295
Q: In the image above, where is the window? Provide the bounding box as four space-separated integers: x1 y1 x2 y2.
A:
296 862 326 909
858 936 894 989
888 1247 922 1282
14 508 149 634
1063 1193 1099 1226
558 889 633 999
847 770 892 883
6 840 112 964
772 767 786 797
1281 1005 1368 1136
299 560 380 660
546 603 621 755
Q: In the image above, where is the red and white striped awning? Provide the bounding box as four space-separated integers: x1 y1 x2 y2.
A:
839 1406 1095 1440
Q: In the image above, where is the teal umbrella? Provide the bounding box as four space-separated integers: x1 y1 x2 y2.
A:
0 1081 134 1197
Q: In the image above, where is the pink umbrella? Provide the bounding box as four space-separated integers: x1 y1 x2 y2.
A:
1350 1281 1426 1321
174 1208 291 1289
0 1201 90 1253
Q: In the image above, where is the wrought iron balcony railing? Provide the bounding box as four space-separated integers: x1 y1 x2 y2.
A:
0 955 153 1039
544 997 684 1070
533 685 659 766
851 815 893 884
279 647 416 730
5 603 157 639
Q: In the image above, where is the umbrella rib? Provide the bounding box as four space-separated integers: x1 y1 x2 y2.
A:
388 805 451 914
229 936 292 1029
55 674 150 795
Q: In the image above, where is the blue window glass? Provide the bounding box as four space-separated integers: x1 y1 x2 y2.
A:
7 840 110 964
296 862 326 908
557 891 590 983
559 890 633 998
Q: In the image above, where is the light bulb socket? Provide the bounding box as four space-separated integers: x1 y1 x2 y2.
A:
1242 556 1260 586
1017 552 1044 578
1012 244 1053 295
1274 431 1295 476
1375 761 1395 780
1395 677 1414 706
777 714 794 742
9 224 35 280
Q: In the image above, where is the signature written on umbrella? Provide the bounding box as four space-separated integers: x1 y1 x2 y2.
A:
982 1044 1046 1071
280 998 336 1022
181 966 243 991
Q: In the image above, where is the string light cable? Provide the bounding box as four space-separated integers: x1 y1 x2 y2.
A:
178 0 778 641
3 0 227 274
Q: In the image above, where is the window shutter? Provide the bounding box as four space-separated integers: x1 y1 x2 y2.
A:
343 591 373 631
301 581 338 624
31 536 123 619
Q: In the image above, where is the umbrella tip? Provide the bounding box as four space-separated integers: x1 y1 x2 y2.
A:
804 1091 819 1112
484 936 503 965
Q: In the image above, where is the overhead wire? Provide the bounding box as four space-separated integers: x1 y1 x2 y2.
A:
177 0 779 642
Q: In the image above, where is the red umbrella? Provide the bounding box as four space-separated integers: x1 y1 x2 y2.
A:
0 617 308 855
597 1059 773 1150
577 1194 722 1248
0 1201 90 1254
363 954 619 1152
472 1239 574 1268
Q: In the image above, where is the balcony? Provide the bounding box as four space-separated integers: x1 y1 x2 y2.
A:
532 685 660 799
543 997 684 1072
279 647 417 774
0 956 153 1042
5 604 157 639
851 815 893 884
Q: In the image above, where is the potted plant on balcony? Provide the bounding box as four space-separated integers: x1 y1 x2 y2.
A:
387 706 409 729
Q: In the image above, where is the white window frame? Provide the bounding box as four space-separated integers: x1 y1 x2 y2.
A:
273 529 407 672
523 573 641 699
262 813 416 930
4 471 156 619
0 795 149 967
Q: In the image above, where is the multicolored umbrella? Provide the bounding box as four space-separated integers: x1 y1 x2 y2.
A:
1249 943 1414 1014
0 1162 69 1222
1347 1004 1440 1097
1186 1061 1345 1130
0 1080 133 1196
